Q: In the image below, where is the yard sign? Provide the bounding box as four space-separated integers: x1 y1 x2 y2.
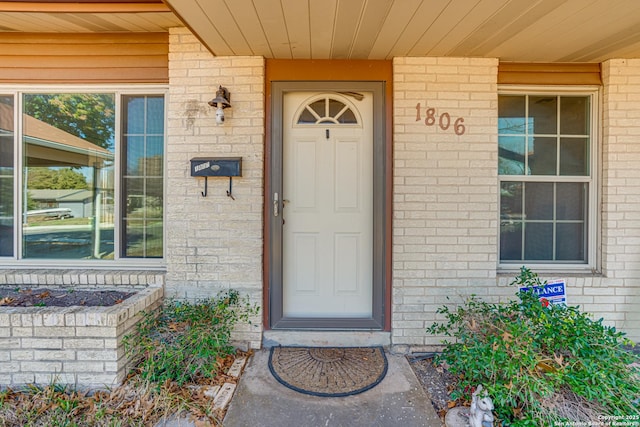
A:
520 279 567 306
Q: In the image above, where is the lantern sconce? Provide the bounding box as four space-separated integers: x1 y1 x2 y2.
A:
208 85 231 125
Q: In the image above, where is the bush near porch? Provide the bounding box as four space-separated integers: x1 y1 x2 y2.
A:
428 267 640 426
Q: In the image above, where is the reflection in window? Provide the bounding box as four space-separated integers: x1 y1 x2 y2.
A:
296 97 358 125
122 96 164 258
6 91 164 261
22 94 115 259
0 95 14 256
499 93 592 264
498 95 590 176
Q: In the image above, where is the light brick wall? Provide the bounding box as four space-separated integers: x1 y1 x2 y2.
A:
0 286 162 389
392 57 500 348
166 28 263 349
600 59 640 340
0 270 164 288
392 57 640 350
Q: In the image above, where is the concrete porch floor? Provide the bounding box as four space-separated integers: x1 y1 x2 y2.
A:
223 349 443 427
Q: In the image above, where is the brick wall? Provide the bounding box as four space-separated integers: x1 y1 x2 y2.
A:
600 59 640 340
165 28 264 349
392 57 500 349
392 57 640 350
0 285 163 389
0 270 164 288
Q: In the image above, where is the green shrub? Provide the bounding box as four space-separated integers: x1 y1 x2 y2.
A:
427 267 640 426
124 290 258 386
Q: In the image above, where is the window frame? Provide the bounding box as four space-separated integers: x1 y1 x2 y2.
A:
497 85 600 272
0 84 167 269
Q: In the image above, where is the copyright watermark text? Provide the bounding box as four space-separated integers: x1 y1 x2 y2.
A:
554 416 640 427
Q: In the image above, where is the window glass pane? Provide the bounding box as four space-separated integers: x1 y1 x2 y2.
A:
500 181 522 219
147 96 165 134
498 95 528 134
144 220 163 256
500 222 522 260
529 137 557 175
529 96 557 134
146 136 164 176
123 97 145 134
22 93 115 259
524 223 553 260
328 99 345 118
499 136 526 175
500 182 523 260
124 177 143 211
556 223 585 261
560 137 588 175
308 100 324 118
146 178 163 211
123 219 144 257
0 95 14 256
122 95 164 258
557 183 586 220
560 96 589 135
525 182 553 220
125 136 145 175
297 107 317 124
337 108 357 124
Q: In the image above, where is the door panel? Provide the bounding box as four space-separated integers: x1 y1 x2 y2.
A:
268 81 386 330
282 92 373 318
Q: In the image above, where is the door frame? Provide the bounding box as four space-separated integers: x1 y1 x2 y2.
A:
269 81 386 329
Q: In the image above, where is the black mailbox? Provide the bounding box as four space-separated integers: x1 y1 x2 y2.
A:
190 157 242 177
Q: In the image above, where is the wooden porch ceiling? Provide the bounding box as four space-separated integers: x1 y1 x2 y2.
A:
1 1 640 62
163 0 640 62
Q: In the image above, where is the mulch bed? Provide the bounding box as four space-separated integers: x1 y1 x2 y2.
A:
0 287 134 307
408 355 457 421
408 346 640 424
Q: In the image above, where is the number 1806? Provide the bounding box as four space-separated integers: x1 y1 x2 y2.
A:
415 103 466 135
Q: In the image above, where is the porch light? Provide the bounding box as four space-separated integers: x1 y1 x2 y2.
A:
208 85 231 125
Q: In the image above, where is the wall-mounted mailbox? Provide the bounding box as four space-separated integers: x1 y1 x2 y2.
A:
190 157 242 177
190 157 242 199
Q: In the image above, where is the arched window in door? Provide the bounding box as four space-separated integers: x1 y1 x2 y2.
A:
296 96 359 125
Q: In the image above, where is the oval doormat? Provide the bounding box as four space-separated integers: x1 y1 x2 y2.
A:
268 346 388 397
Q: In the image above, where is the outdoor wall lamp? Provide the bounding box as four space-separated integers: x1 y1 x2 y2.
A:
208 85 231 125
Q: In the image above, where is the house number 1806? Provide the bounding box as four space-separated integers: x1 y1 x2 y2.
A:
415 103 466 135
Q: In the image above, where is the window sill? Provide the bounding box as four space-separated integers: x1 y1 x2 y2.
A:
497 264 601 277
0 259 166 272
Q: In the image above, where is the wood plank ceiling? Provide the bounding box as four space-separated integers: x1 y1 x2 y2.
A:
2 1 640 62
163 0 640 62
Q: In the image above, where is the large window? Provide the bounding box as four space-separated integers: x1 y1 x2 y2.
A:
499 90 596 266
0 89 165 263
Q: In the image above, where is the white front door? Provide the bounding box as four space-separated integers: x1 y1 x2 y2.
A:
282 92 373 318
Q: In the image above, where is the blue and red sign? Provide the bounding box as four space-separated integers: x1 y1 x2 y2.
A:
520 279 566 306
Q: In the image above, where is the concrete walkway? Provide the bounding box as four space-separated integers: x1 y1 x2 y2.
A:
223 349 443 427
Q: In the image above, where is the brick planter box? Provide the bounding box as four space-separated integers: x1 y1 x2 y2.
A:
0 285 163 390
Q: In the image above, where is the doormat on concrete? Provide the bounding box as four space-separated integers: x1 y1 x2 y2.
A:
268 346 388 397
